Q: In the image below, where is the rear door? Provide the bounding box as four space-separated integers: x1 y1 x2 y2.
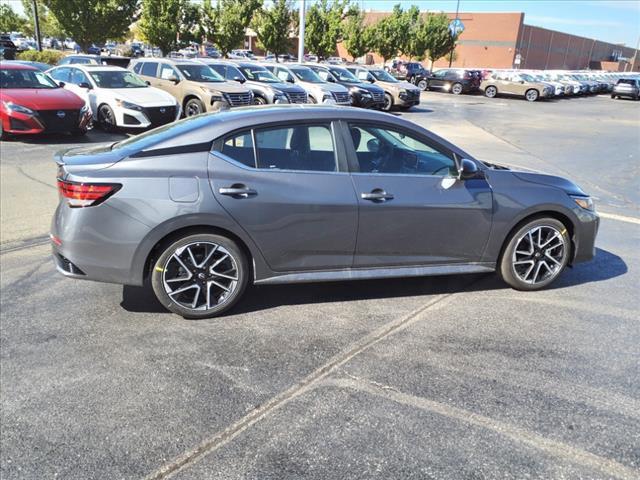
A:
344 121 493 267
209 121 358 272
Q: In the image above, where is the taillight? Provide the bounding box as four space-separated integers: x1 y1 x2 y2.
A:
57 179 121 208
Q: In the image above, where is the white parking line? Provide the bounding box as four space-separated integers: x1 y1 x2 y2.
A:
598 211 640 225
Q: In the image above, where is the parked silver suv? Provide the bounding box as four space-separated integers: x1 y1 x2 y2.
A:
611 78 639 100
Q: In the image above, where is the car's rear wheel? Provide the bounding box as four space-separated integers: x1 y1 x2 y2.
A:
499 218 570 291
98 104 117 132
382 93 394 111
451 82 463 95
484 85 497 98
417 79 427 90
525 89 539 102
151 233 249 319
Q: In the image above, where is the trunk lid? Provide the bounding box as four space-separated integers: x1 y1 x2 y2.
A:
55 143 125 175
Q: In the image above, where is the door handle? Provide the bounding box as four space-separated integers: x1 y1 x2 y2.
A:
361 189 394 202
219 185 257 198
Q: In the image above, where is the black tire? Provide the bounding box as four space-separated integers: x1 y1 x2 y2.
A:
382 92 394 111
611 94 616 99
98 104 117 132
151 233 249 319
499 217 570 291
184 98 205 117
451 82 463 95
308 95 317 104
417 79 427 90
525 89 539 102
253 96 268 105
484 85 497 98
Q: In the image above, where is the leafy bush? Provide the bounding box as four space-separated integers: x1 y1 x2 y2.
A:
16 49 66 65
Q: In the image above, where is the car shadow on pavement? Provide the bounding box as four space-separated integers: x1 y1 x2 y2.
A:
120 248 626 317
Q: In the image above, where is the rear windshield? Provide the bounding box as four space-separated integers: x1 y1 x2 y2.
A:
617 79 636 85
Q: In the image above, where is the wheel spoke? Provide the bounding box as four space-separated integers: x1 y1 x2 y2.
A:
522 262 536 281
190 284 201 309
531 262 543 283
199 245 218 268
540 232 559 248
186 247 198 267
172 253 191 274
210 279 231 292
514 259 535 266
169 282 199 297
545 252 561 266
210 254 229 269
211 270 238 281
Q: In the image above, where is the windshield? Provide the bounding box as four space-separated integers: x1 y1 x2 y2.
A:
369 69 398 83
177 64 224 82
330 67 360 82
89 70 147 88
290 67 324 83
0 68 59 89
239 66 280 83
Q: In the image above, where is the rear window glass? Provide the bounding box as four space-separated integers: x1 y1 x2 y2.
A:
617 79 636 85
141 62 158 77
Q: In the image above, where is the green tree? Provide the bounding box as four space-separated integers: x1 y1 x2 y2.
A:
342 8 373 62
199 0 218 43
139 0 182 55
370 7 400 64
255 0 293 61
179 1 201 46
20 0 65 39
44 0 138 52
211 0 262 56
305 0 353 60
397 5 419 58
424 12 458 68
0 4 28 34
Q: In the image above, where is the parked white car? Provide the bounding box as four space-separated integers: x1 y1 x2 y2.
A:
263 63 351 105
47 65 180 131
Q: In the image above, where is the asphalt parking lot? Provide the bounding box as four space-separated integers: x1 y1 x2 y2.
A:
1 93 639 479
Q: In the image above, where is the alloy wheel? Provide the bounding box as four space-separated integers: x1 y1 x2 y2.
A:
162 241 239 311
512 225 566 285
526 89 539 102
418 80 427 90
452 83 463 95
186 100 203 117
485 86 497 98
99 106 116 130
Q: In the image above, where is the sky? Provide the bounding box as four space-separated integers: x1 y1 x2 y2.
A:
3 0 639 48
355 0 640 47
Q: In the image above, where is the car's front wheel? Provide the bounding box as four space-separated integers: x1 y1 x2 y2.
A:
499 218 570 291
417 79 427 90
98 104 117 132
185 98 205 117
151 233 249 319
525 89 539 102
382 93 394 111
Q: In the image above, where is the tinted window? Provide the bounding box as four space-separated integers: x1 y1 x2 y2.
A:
221 130 255 168
255 124 336 172
141 62 159 77
208 64 226 76
348 124 456 176
176 64 223 82
132 63 142 74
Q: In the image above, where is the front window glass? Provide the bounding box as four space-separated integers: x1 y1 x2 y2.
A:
369 69 398 83
254 124 336 171
330 67 359 82
290 67 324 83
70 69 90 85
239 66 280 83
348 124 456 176
0 68 59 89
89 70 147 88
176 64 224 82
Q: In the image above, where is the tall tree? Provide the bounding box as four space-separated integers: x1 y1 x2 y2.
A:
199 0 218 43
341 8 373 62
179 1 201 46
44 0 138 52
201 0 262 55
255 0 293 61
139 0 183 55
370 5 404 64
397 5 419 58
0 4 27 34
424 12 458 68
20 0 65 39
305 0 354 60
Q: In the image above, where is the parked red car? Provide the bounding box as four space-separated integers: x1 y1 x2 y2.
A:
0 62 91 140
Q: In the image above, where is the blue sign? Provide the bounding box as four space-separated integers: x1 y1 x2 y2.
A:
449 18 465 36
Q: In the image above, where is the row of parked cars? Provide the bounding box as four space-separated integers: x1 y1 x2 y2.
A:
390 62 639 102
0 56 425 139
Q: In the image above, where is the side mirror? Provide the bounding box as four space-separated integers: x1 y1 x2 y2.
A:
458 158 479 180
234 77 245 83
368 77 375 83
327 76 336 83
78 82 91 89
168 75 179 84
145 80 150 86
58 81 66 87
287 77 294 84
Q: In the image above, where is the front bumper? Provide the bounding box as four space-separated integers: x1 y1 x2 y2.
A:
352 93 384 109
118 104 180 128
572 208 599 264
2 108 92 135
397 90 421 106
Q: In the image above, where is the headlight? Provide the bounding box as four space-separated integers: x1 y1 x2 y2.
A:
351 87 370 96
571 195 594 211
115 99 143 111
2 101 34 115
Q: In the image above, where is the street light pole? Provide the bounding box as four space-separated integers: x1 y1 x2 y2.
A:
448 0 460 68
298 0 306 61
32 0 42 52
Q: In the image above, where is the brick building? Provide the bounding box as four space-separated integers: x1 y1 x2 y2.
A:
331 11 639 71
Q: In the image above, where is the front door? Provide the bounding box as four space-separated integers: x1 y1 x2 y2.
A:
155 63 182 99
209 121 358 272
344 122 493 267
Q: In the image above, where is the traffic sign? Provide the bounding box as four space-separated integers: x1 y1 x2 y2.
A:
449 18 465 36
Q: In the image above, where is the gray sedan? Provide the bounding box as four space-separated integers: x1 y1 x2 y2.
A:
51 106 599 318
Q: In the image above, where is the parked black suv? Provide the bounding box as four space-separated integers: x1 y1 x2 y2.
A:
424 68 481 94
0 38 17 60
307 64 386 109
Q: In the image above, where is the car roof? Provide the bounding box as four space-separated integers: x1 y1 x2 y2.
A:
56 64 127 72
0 62 37 71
